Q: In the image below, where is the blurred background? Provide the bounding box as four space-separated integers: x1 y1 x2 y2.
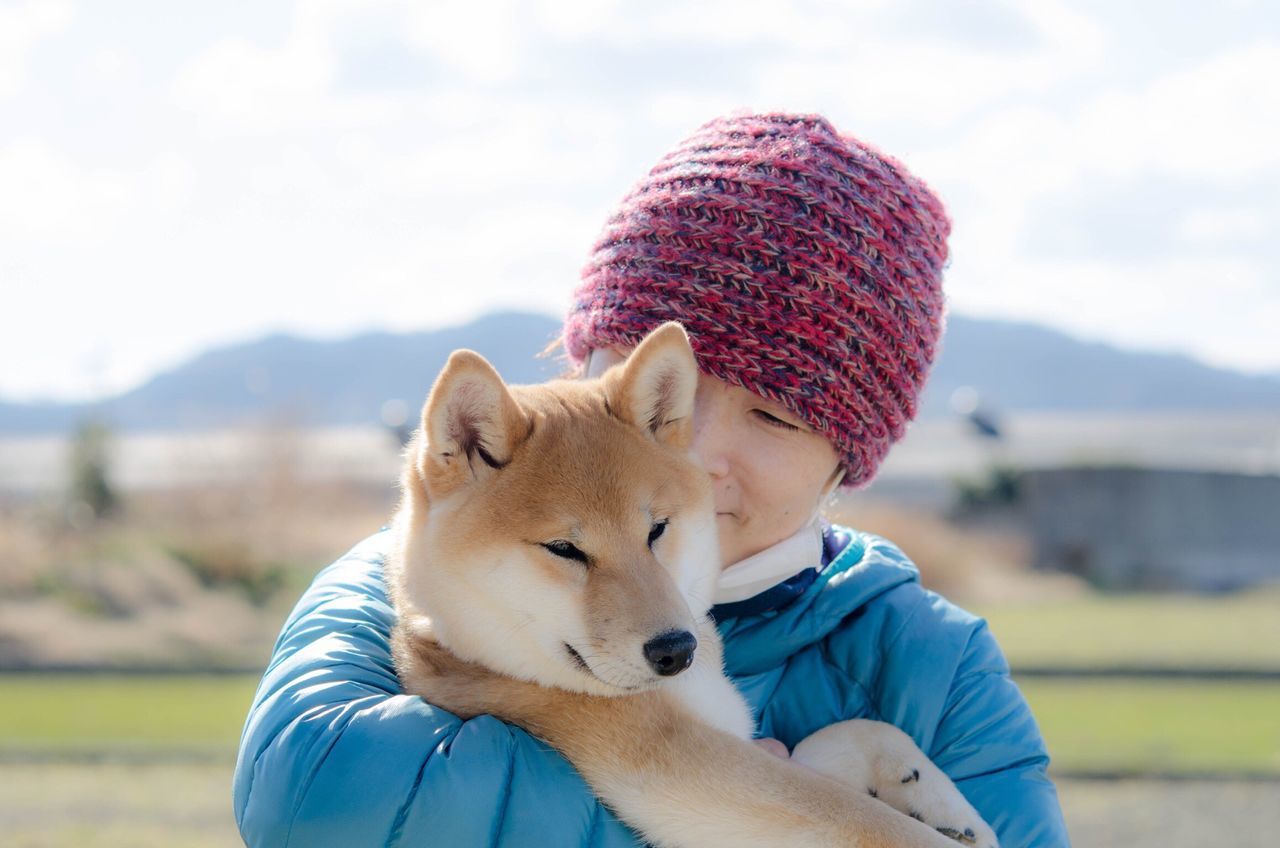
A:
2 1 1278 845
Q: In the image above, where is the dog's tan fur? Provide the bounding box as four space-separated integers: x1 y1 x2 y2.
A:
387 323 995 848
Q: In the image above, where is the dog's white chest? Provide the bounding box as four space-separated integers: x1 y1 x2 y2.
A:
666 655 756 740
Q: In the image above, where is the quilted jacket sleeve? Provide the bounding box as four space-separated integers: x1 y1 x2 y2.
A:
873 587 1071 848
925 618 1070 847
232 528 642 848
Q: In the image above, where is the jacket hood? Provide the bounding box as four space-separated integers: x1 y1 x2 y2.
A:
715 529 922 676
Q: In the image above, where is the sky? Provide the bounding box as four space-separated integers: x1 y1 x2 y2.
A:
2 0 1278 403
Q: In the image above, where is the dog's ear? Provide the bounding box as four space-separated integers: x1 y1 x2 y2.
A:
419 350 529 496
604 322 697 448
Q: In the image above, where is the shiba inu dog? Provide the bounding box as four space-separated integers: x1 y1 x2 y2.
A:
386 322 997 848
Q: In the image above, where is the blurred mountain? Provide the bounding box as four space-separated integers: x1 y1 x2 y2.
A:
0 311 566 436
919 317 1280 418
1 312 1277 436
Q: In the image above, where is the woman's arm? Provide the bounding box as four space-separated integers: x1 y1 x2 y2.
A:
232 529 642 848
807 534 1070 847
858 580 1070 848
925 620 1070 847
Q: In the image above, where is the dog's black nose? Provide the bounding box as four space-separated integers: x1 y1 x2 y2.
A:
643 630 697 676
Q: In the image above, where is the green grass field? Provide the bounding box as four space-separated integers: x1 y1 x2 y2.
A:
1020 679 1280 775
1 673 1277 777
3 592 1277 846
1 590 1276 775
0 675 255 760
4 763 1276 848
972 587 1280 670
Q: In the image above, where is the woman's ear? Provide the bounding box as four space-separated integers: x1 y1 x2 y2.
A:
603 322 697 448
585 346 629 379
822 465 847 498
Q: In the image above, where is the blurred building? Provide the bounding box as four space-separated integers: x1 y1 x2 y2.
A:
1021 468 1280 591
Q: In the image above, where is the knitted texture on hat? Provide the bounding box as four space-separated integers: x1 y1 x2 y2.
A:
563 111 951 487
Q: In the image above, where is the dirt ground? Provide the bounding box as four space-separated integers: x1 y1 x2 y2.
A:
0 760 1275 847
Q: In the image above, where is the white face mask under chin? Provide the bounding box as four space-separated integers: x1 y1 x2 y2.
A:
712 467 845 605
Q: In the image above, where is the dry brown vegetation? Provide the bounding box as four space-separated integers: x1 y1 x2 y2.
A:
825 499 1085 604
0 417 1074 669
0 425 396 669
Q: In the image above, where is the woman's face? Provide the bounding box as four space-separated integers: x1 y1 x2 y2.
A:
587 347 843 569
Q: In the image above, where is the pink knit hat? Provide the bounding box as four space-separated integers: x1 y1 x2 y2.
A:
563 111 951 488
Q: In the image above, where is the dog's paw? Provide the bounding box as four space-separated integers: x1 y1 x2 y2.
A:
889 772 997 848
792 719 999 848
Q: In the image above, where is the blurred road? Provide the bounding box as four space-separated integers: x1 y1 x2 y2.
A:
1 761 1276 847
1058 776 1278 846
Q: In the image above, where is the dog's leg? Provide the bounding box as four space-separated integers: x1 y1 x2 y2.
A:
791 720 999 848
395 629 964 848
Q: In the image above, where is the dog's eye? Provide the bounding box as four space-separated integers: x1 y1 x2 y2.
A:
542 540 588 564
648 519 668 548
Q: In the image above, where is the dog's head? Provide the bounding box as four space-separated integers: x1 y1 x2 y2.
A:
394 322 720 696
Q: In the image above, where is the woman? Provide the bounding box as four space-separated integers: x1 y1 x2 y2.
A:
233 112 1070 847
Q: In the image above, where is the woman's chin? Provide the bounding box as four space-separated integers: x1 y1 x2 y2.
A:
715 513 740 568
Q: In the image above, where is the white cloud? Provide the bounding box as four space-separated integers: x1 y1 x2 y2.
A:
171 33 333 129
873 35 1280 205
0 137 197 245
403 0 529 84
144 152 196 213
331 198 605 345
1076 40 1280 181
747 0 1105 132
950 254 1275 371
403 0 882 70
906 34 1280 379
4 0 1280 405
169 0 410 132
904 40 1280 375
0 138 139 243
367 100 626 199
1015 0 1107 56
1179 207 1268 243
530 0 625 41
609 0 874 50
0 0 73 98
74 44 142 92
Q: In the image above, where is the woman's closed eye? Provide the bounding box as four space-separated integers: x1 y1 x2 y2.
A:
753 409 801 432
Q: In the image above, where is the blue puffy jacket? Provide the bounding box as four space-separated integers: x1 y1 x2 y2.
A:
233 524 1070 847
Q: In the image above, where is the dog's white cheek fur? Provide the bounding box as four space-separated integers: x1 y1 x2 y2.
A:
666 509 721 615
401 502 615 696
658 507 755 739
